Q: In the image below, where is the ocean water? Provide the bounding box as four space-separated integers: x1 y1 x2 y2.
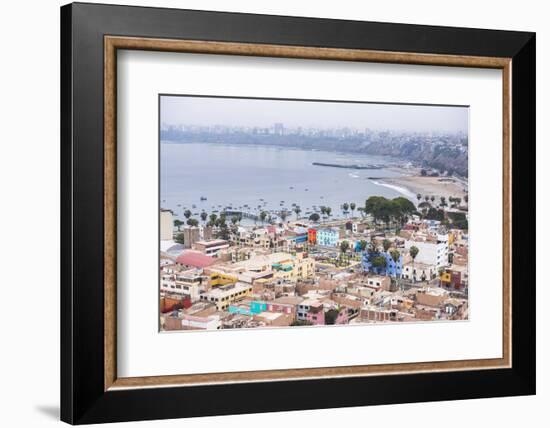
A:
160 142 412 222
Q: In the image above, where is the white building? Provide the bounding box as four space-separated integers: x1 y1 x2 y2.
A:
401 262 437 282
160 209 174 241
160 267 204 300
404 234 449 269
180 314 221 330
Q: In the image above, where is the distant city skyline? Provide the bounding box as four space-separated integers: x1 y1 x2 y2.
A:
161 95 469 134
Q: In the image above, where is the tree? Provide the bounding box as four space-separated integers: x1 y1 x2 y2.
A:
425 195 430 202
350 202 356 217
209 213 217 225
260 211 267 224
416 193 422 201
183 209 192 220
280 210 289 223
409 245 419 282
365 196 415 230
174 232 185 245
430 195 435 203
371 255 387 273
340 240 350 258
392 197 416 226
358 240 368 252
231 216 239 225
325 309 339 325
420 169 428 177
174 219 184 231
309 213 320 222
425 207 445 221
200 211 208 224
294 206 301 220
382 239 392 252
325 207 332 218
187 218 198 227
389 249 402 290
440 196 447 208
342 202 349 217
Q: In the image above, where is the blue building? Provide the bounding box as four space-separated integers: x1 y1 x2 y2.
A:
316 228 339 247
362 251 403 277
228 301 267 316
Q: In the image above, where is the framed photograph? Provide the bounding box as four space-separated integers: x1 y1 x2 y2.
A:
61 2 535 424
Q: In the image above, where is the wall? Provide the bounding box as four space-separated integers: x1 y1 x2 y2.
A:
0 0 546 427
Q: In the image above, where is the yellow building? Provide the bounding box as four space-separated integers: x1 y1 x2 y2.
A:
209 272 238 287
199 282 252 311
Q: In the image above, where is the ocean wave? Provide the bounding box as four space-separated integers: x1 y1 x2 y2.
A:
370 180 416 200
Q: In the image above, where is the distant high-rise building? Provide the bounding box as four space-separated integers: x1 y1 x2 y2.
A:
273 123 284 136
160 209 174 241
183 226 200 249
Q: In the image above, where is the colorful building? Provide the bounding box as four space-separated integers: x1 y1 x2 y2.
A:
362 251 404 277
199 282 252 311
316 228 339 247
308 228 317 245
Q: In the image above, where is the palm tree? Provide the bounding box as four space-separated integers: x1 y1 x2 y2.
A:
293 206 301 220
260 210 267 224
417 193 422 202
200 211 208 224
326 206 332 219
174 219 184 231
383 239 392 252
183 209 192 221
280 210 288 223
430 195 435 203
409 245 419 283
440 196 447 208
340 240 350 265
231 216 239 226
390 249 402 291
350 202 356 218
424 195 430 202
209 213 217 225
342 202 349 217
358 240 368 252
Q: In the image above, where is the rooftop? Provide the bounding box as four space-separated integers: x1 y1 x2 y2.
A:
176 251 217 268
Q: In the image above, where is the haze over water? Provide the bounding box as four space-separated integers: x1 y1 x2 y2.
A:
161 142 414 222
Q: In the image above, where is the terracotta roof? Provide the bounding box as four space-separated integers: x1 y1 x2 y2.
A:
176 251 217 268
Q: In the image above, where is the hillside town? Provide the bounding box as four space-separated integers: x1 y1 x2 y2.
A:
159 193 469 331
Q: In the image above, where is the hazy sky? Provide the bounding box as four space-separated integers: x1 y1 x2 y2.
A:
161 95 468 133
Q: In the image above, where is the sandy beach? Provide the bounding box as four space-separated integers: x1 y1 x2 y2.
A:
377 174 468 200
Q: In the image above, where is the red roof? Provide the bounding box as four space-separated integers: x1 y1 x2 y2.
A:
176 251 217 268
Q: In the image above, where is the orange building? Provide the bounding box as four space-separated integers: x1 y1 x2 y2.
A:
307 228 317 245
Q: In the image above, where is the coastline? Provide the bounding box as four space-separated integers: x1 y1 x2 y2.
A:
373 173 468 200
